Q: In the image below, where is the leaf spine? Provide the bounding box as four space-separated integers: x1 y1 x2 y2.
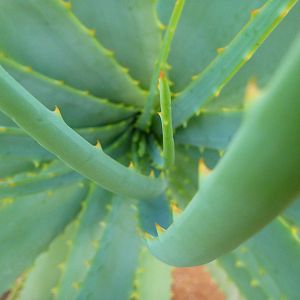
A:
245 78 261 105
53 105 62 117
250 278 260 287
251 8 261 17
21 65 33 73
198 159 211 175
95 139 102 149
86 28 96 37
51 287 58 295
216 47 225 54
155 223 166 234
72 281 81 290
171 202 182 214
234 260 245 268
62 1 71 9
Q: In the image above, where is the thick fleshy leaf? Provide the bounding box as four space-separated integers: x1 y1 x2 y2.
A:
18 221 78 300
0 121 130 161
56 187 112 299
246 218 300 300
282 196 300 228
138 193 173 237
205 2 300 112
0 55 137 127
71 0 162 89
148 38 300 266
0 0 146 106
0 158 37 178
0 161 82 199
130 247 172 300
0 168 88 294
175 111 242 150
215 208 300 300
170 0 299 127
167 145 200 209
0 67 166 199
157 0 265 91
75 198 142 300
18 184 113 300
217 253 269 300
0 111 14 126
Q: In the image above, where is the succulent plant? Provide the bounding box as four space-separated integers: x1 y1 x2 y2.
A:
0 0 299 299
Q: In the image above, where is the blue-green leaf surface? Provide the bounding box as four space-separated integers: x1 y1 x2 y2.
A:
0 170 88 294
0 54 137 127
18 184 113 300
175 111 242 150
170 0 298 127
0 0 147 106
157 0 265 91
71 0 162 89
76 198 142 300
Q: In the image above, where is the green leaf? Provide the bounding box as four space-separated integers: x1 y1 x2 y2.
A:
175 111 242 150
159 72 175 170
0 67 166 199
204 1 300 112
0 111 14 126
0 0 146 106
105 129 133 161
71 0 162 89
167 145 200 209
55 185 113 300
0 158 37 178
0 120 130 161
0 54 137 127
171 0 298 127
0 161 82 199
148 35 300 266
217 253 268 300
130 247 173 300
0 175 88 294
137 0 185 130
157 0 265 92
282 196 300 227
138 193 173 237
18 221 78 300
75 198 141 300
215 212 300 300
18 184 113 300
246 218 300 300
0 127 51 160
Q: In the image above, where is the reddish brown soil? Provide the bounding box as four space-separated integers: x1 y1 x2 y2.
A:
0 292 9 300
172 266 226 300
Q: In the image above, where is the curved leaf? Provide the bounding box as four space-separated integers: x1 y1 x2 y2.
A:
18 184 113 300
175 111 242 150
148 36 300 266
71 0 162 89
0 67 166 199
157 0 265 91
0 55 137 127
0 0 146 106
171 0 298 127
0 174 88 293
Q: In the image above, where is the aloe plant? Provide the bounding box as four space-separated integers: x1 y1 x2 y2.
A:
0 0 299 299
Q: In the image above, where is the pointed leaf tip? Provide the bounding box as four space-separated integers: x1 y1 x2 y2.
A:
53 105 62 117
155 223 166 234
